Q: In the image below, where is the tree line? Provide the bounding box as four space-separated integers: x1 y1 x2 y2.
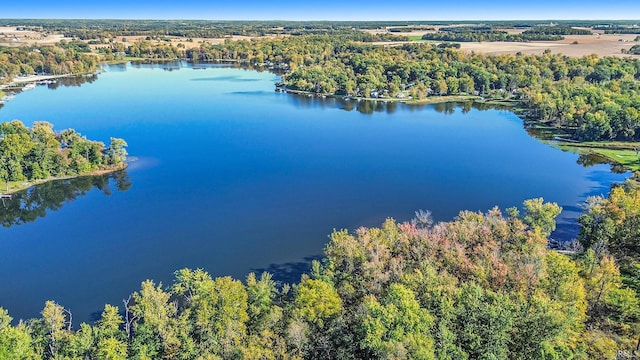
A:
522 26 593 36
0 44 99 84
420 26 567 42
0 120 127 192
177 34 640 141
421 31 563 42
0 194 638 359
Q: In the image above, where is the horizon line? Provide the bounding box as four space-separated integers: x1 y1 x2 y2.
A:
1 18 640 22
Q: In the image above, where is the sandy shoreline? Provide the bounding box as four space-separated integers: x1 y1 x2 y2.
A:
1 74 77 91
1 165 127 196
12 74 71 83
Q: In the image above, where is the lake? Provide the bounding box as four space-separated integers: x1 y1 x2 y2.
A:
0 61 628 323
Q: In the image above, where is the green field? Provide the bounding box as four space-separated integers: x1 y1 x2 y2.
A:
407 35 424 41
557 141 640 171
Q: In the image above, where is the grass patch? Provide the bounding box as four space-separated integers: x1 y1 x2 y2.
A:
591 149 640 171
407 94 480 104
565 141 640 151
558 143 640 171
407 35 425 41
101 56 146 64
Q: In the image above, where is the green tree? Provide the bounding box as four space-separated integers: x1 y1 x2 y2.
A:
359 284 435 359
173 269 248 358
131 280 180 359
108 137 128 166
293 278 342 329
454 283 513 360
522 198 562 237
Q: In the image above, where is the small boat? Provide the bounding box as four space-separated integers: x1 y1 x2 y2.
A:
22 83 36 90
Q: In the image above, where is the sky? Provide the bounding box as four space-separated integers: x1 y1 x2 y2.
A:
3 0 640 21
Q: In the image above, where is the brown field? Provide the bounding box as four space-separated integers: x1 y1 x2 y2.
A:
90 34 288 51
458 33 639 58
367 27 640 58
0 26 65 46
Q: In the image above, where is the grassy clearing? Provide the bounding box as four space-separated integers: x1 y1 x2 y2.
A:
406 94 480 104
589 149 639 171
101 56 146 64
407 35 424 41
558 142 640 171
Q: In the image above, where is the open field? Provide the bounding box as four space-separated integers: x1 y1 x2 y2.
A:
0 26 65 46
457 33 639 58
0 26 284 50
91 34 288 51
367 26 639 58
557 141 640 171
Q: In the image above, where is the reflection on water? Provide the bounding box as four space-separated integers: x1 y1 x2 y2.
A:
577 153 628 173
46 74 99 90
0 171 131 228
286 94 518 117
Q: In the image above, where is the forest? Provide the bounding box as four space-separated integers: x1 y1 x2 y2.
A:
0 45 99 83
420 26 570 42
420 31 563 42
0 192 639 359
0 120 127 193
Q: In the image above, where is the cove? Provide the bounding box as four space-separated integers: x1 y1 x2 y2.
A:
0 61 628 323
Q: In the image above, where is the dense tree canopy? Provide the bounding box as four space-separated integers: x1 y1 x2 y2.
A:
0 197 638 358
0 45 98 84
0 120 127 192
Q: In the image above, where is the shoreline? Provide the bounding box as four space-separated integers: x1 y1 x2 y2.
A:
2 164 127 196
1 74 75 91
12 74 72 84
281 87 486 105
279 86 638 172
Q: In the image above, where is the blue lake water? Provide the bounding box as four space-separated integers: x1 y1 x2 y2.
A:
0 62 628 323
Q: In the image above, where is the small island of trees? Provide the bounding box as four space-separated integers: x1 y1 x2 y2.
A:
0 120 127 194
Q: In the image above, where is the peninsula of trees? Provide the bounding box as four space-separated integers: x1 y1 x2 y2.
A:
0 120 127 193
